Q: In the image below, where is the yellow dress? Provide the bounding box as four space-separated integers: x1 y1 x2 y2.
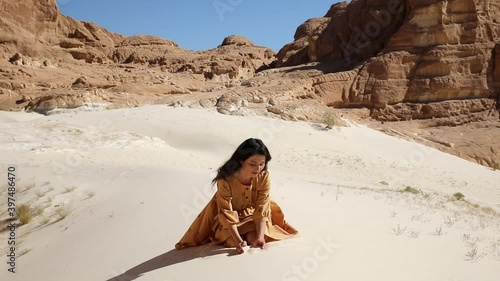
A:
175 171 299 249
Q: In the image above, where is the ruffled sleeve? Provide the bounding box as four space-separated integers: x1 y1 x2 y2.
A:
252 171 271 223
215 178 240 227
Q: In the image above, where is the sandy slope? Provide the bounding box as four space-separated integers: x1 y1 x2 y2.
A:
0 105 499 281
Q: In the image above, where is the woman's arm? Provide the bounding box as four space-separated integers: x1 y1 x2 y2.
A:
215 179 246 252
252 172 271 249
229 225 247 254
256 220 266 241
254 220 268 249
228 225 244 244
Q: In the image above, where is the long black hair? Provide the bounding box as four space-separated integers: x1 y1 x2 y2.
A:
211 138 272 185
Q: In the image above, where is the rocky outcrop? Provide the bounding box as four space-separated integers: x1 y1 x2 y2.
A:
276 17 331 66
0 0 273 79
111 35 185 64
277 0 500 121
196 38 275 81
0 0 123 59
0 0 58 35
220 35 254 47
0 0 275 116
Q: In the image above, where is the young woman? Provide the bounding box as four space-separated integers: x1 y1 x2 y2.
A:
175 138 298 254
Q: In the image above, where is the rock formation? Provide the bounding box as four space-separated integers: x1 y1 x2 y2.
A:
277 0 500 122
0 0 274 114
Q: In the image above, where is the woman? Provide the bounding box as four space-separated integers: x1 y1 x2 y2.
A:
175 138 298 254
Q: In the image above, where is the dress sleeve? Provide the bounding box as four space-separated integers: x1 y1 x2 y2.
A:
215 178 240 227
252 171 271 223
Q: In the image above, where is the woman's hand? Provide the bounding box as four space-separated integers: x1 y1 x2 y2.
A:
254 238 268 250
254 220 268 250
236 240 247 254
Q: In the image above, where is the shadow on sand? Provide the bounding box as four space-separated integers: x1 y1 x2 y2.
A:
106 245 236 281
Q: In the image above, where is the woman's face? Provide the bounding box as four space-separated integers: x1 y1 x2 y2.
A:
240 154 266 178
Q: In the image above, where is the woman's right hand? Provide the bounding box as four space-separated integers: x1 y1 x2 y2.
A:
236 240 247 254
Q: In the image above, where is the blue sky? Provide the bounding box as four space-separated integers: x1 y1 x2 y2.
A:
56 0 337 52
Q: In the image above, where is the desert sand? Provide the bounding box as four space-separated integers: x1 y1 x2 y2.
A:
0 105 499 281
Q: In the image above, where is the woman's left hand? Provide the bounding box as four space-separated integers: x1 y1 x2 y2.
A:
254 238 268 250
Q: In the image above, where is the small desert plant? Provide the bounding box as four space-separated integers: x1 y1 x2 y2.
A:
64 186 78 193
462 233 472 243
411 213 424 221
16 204 33 225
462 234 480 248
43 181 51 186
380 181 389 186
46 195 55 203
24 183 36 191
55 204 72 220
453 192 465 201
321 111 336 130
401 186 420 194
35 189 48 198
465 246 487 262
431 225 443 236
408 229 420 238
392 224 407 236
335 188 342 201
48 186 55 192
465 246 478 260
389 210 398 218
40 216 51 226
444 216 455 227
32 205 44 216
86 191 95 199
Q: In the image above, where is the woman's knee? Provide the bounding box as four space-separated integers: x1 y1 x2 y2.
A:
245 231 258 245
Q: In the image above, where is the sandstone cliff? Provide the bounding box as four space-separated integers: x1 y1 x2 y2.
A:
0 0 275 114
278 0 500 122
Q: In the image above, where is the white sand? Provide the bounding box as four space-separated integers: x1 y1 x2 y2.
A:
0 104 499 281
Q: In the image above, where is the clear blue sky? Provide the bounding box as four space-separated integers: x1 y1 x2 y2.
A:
56 0 337 52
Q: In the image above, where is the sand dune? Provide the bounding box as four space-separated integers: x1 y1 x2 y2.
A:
0 105 499 281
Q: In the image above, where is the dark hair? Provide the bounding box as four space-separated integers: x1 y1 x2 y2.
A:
211 138 271 185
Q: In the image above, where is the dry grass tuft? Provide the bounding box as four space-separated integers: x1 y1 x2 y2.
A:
16 204 33 225
55 204 72 220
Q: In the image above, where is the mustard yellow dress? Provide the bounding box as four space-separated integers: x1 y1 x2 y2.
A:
175 171 298 249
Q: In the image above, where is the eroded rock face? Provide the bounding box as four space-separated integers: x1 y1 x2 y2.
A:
0 0 273 79
277 0 500 121
0 0 58 34
0 0 276 115
276 17 331 66
220 35 254 47
0 0 124 59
